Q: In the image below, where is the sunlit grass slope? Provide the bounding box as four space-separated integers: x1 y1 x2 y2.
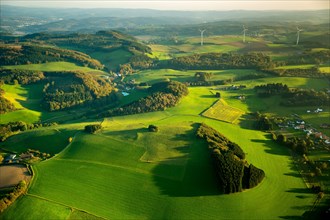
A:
1 86 315 219
3 62 105 73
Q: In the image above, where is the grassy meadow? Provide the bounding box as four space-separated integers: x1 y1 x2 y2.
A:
202 99 244 123
1 84 318 219
3 62 105 74
0 83 80 124
1 31 329 220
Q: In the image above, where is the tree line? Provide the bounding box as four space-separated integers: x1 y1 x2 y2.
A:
196 123 265 194
157 52 276 70
264 67 325 78
281 89 330 107
254 83 329 107
0 69 45 85
99 81 188 117
0 121 57 142
0 180 27 213
0 45 103 69
254 83 289 97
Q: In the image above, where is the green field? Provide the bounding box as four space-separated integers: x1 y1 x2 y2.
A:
1 86 317 219
202 99 244 123
128 68 263 85
1 30 329 219
3 62 105 74
0 83 79 124
0 127 77 155
88 49 132 70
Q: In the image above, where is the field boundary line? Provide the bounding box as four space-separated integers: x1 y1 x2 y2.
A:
53 158 183 181
25 194 107 220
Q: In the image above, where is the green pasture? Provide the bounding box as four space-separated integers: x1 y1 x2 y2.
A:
148 36 244 60
1 195 71 220
0 127 77 155
0 84 43 123
0 83 95 124
1 82 318 219
88 49 132 70
3 62 104 74
202 99 244 123
128 68 264 84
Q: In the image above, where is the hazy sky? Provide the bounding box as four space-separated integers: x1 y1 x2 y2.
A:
2 0 329 11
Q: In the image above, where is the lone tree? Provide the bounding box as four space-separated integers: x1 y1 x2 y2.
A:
84 124 102 134
148 125 159 132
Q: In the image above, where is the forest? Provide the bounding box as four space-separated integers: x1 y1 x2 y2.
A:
196 123 265 194
99 81 188 117
0 45 104 69
0 69 45 84
158 52 275 70
43 71 115 111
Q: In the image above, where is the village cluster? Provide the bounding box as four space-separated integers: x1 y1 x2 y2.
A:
276 114 330 146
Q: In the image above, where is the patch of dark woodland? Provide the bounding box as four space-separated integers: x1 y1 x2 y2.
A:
196 123 265 194
99 80 188 117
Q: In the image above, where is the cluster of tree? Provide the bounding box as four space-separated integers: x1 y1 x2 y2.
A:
129 54 154 69
196 123 265 194
118 63 134 80
233 73 269 81
0 83 15 114
158 53 275 70
26 149 51 160
273 133 314 155
286 50 330 65
254 112 274 131
84 124 102 134
185 80 228 87
265 67 325 78
148 125 159 132
148 80 189 98
186 73 269 87
42 71 115 111
0 44 103 69
254 83 289 97
100 81 188 117
0 121 57 142
100 92 179 117
0 69 45 84
0 96 15 114
0 180 27 213
281 89 330 107
194 72 213 82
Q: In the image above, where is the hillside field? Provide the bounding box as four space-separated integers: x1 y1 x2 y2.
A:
3 62 105 74
1 86 317 219
0 26 329 220
202 98 244 123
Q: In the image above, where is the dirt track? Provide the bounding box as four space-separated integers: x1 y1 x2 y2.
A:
0 164 32 188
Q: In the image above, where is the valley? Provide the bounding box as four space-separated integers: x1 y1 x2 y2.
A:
0 3 329 220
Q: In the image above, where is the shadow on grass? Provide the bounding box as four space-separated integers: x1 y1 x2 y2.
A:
284 172 302 178
238 113 257 130
151 123 221 197
200 94 216 98
251 134 289 156
279 216 302 219
286 188 313 194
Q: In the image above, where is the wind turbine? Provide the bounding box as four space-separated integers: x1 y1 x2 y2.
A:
242 25 248 43
199 29 206 46
296 27 303 45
